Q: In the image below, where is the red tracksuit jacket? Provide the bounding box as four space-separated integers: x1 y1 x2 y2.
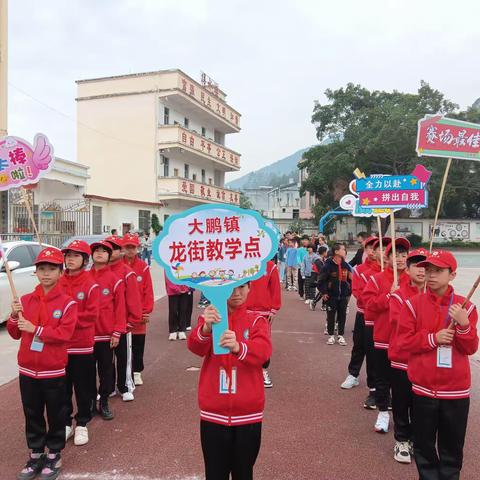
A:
363 267 409 348
124 256 154 335
7 284 77 379
90 266 126 342
110 260 142 332
388 282 422 371
187 304 272 426
397 286 478 399
351 259 381 313
246 261 282 317
59 269 100 355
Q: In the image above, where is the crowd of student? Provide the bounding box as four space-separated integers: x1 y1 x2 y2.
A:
5 227 479 480
8 234 154 480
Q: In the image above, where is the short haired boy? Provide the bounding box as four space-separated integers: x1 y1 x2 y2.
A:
388 248 427 464
397 250 478 479
188 283 272 480
122 234 154 386
8 248 77 480
59 240 100 447
363 237 411 434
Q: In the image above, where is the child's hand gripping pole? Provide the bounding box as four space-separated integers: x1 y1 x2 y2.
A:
448 274 480 330
202 286 232 355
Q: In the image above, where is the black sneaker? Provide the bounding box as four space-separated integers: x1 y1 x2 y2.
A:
18 454 45 480
98 398 114 420
38 454 61 480
363 392 377 410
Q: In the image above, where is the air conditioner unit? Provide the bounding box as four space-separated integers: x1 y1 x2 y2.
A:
103 225 111 233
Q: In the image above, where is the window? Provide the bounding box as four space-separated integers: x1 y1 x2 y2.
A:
201 127 206 137
7 245 33 268
164 107 170 125
163 157 169 177
184 164 190 179
192 173 197 181
173 168 179 177
138 210 151 234
201 169 206 184
184 117 189 128
29 244 43 259
92 206 102 235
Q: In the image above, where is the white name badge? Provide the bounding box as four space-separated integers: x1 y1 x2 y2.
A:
437 346 452 369
219 367 237 394
30 335 44 352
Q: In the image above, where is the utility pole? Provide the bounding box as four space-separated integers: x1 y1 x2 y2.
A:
0 0 7 137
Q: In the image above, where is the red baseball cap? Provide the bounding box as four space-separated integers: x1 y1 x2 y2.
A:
90 241 113 254
385 237 411 255
34 247 64 266
122 234 140 247
61 240 91 256
372 237 392 249
407 248 429 261
417 250 457 272
104 235 124 249
364 236 378 247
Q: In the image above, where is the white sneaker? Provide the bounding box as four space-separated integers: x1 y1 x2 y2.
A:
324 324 329 335
168 332 177 341
66 425 73 441
337 335 347 346
134 372 143 385
96 393 100 401
327 335 335 345
122 391 134 402
340 374 359 389
109 390 117 398
74 426 89 446
186 326 192 331
263 369 273 388
374 411 390 433
304 299 311 305
394 441 412 464
178 331 187 340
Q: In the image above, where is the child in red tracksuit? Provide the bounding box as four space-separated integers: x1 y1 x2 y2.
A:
246 260 281 388
122 233 154 386
388 248 427 464
340 236 379 408
105 235 142 402
8 247 77 480
397 250 478 479
90 241 126 421
363 237 410 434
188 283 272 480
59 240 100 447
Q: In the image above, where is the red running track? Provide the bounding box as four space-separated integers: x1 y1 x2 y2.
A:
0 290 479 479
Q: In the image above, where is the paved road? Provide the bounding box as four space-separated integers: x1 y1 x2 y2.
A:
0 288 479 479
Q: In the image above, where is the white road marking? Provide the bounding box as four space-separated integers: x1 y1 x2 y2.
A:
62 473 202 480
272 329 324 335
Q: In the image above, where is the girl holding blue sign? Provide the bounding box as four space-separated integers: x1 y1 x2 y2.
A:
188 283 272 480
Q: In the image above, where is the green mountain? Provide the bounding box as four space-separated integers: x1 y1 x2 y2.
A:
226 147 310 190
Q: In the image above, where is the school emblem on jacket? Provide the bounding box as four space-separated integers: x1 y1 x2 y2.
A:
243 328 249 340
102 288 110 296
137 275 143 282
219 367 237 394
77 292 85 300
52 309 63 319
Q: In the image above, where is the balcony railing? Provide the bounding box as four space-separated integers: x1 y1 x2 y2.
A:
157 177 240 205
158 125 241 170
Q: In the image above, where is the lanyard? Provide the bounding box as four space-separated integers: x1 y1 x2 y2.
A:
443 292 455 327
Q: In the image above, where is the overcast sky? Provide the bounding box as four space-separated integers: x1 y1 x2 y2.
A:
6 0 480 181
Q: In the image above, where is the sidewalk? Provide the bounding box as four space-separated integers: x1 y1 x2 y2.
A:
0 288 478 479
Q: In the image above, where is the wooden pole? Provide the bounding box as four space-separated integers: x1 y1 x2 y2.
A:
21 188 43 247
0 0 7 138
376 215 384 271
390 212 398 288
429 158 452 252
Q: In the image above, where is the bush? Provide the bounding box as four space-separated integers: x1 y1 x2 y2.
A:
407 233 423 248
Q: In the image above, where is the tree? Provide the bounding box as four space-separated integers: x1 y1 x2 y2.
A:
300 82 480 220
239 192 253 210
151 213 162 235
289 218 305 235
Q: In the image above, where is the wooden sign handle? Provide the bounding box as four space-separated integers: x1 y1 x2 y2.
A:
377 216 384 271
390 212 398 288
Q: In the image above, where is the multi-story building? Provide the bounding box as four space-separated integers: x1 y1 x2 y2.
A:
76 69 241 234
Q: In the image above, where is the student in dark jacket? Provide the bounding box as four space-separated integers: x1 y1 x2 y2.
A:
318 243 352 346
349 232 368 267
